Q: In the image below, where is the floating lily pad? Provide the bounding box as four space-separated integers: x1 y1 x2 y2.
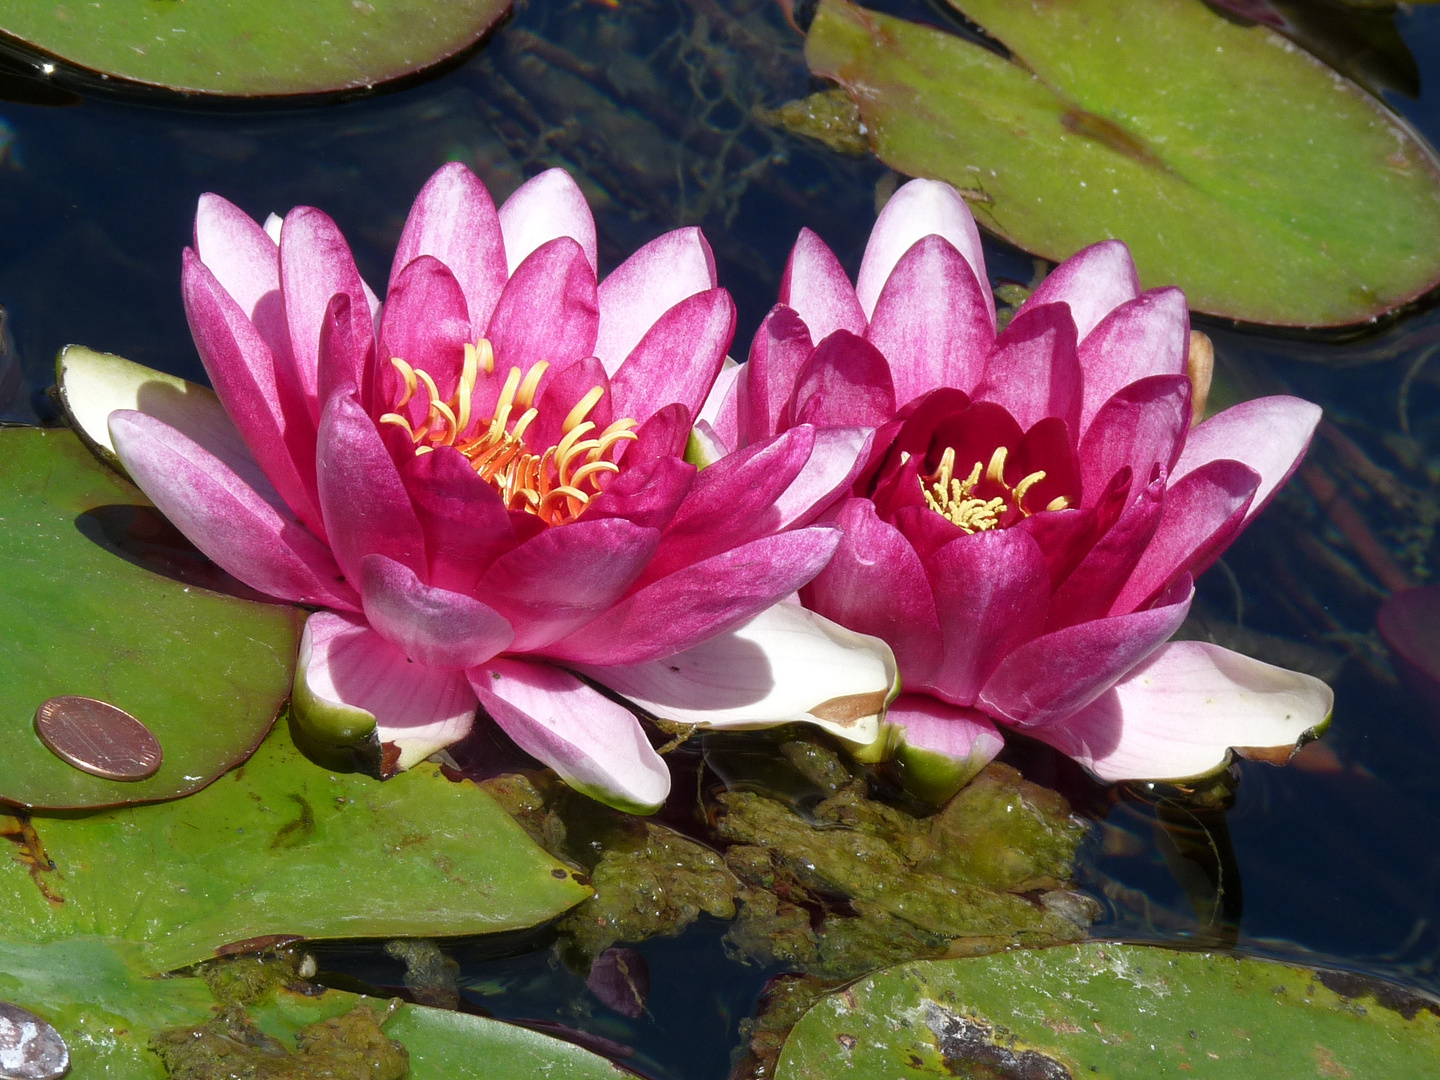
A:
0 426 301 809
0 938 628 1080
804 0 1440 327
0 0 510 97
776 943 1440 1079
1 725 591 971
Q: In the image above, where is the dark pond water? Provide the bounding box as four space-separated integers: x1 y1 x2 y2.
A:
5 1 1440 1076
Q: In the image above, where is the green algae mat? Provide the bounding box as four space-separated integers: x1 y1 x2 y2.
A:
776 943 1440 1078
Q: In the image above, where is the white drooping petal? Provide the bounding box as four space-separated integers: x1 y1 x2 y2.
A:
583 600 898 745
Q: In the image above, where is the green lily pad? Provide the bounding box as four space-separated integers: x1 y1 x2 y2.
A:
804 0 1440 327
776 943 1440 1079
1 725 591 971
0 938 628 1079
0 0 510 97
0 425 301 810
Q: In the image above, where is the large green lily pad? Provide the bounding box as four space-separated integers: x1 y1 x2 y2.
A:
804 0 1440 327
0 426 302 810
1 724 591 971
776 943 1440 1078
0 938 628 1079
0 0 510 97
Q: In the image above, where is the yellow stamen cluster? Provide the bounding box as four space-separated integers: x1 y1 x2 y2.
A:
379 338 637 526
916 445 1069 533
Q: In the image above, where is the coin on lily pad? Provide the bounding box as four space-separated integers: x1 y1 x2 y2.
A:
0 0 510 97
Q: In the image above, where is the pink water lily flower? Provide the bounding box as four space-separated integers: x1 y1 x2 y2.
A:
703 178 1333 794
88 163 897 813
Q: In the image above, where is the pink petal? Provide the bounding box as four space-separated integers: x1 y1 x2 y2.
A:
485 236 599 378
922 528 1050 706
377 256 472 412
789 330 896 429
1029 640 1333 782
979 575 1193 729
182 249 324 538
595 227 717 375
609 288 736 429
1078 374 1190 508
773 426 874 530
299 611 478 769
973 302 1081 434
700 361 742 454
587 455 696 530
1170 396 1322 527
1021 239 1140 341
478 517 661 650
316 391 428 585
856 178 989 324
359 554 514 669
802 497 944 688
193 193 292 370
865 235 994 405
109 411 357 610
317 293 377 416
1111 458 1259 615
545 527 842 666
780 227 866 343
738 304 813 444
619 403 692 468
400 445 518 595
526 356 612 457
390 161 508 331
887 694 1005 795
470 658 670 813
1077 288 1190 438
498 168 599 275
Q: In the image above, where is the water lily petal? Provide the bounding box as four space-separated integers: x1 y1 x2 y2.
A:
595 227 717 375
584 600 896 745
400 444 518 595
780 227 867 343
865 235 994 405
358 554 513 669
587 454 696 530
1029 640 1333 782
773 425 874 530
546 526 841 666
979 575 1193 729
974 301 1082 434
317 292 380 421
498 168 599 275
526 356 613 457
194 193 292 370
789 330 897 429
1046 470 1165 628
1077 288 1189 438
296 611 478 770
1021 239 1140 341
485 236 599 379
700 358 742 454
470 658 670 813
856 178 989 324
1078 374 1190 507
620 402 693 468
610 287 736 429
376 255 472 413
1171 396 1322 526
390 161 507 331
884 695 1005 804
737 306 810 446
109 410 357 610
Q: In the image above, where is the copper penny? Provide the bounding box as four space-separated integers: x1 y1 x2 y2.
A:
0 1002 69 1080
33 696 162 782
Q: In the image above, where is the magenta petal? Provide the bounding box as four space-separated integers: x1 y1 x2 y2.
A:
789 330 897 429
1021 239 1140 341
979 576 1193 729
401 445 518 595
317 293 378 415
316 391 428 584
865 235 994 405
1077 288 1190 438
700 361 742 453
478 518 661 650
545 527 842 666
887 694 1004 772
1112 459 1259 615
620 403 692 468
390 161 507 331
1078 375 1190 508
922 529 1050 706
470 658 670 813
359 554 513 669
587 455 696 530
377 256 472 406
595 227 717 375
610 288 736 429
739 304 813 444
802 497 943 686
109 411 357 610
527 356 612 456
193 193 289 366
773 426 874 530
856 178 989 324
1171 396 1322 526
498 168 599 274
974 302 1082 434
1046 470 1166 629
182 249 323 538
486 236 599 376
780 227 866 343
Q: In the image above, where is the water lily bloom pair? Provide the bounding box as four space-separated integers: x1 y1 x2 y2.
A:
80 163 1330 813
